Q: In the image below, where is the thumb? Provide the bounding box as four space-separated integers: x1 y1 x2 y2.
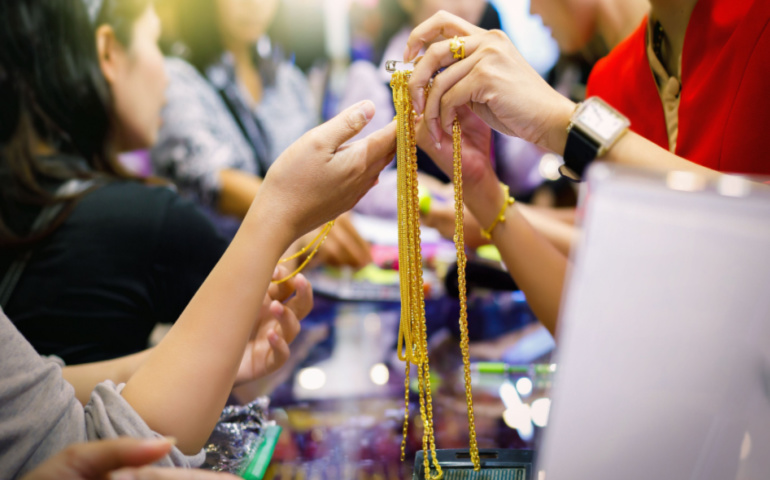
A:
318 100 375 151
63 437 174 477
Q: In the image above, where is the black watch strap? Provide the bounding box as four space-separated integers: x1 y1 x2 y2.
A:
563 126 600 180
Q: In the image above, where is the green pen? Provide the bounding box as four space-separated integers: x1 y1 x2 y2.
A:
471 362 556 376
240 425 282 480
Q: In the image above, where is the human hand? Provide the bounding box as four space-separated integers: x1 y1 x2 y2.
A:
20 437 239 480
315 212 372 269
235 267 312 384
257 101 396 242
416 104 494 189
405 11 575 154
417 106 510 231
422 202 489 250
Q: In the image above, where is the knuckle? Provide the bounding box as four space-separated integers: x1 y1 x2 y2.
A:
440 94 453 111
308 131 325 151
488 29 508 42
424 42 442 60
343 113 359 133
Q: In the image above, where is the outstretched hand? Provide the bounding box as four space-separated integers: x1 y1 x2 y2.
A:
257 101 396 243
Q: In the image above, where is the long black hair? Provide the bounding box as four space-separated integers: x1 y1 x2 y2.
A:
0 0 151 247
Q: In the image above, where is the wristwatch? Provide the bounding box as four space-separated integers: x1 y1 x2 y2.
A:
562 97 630 180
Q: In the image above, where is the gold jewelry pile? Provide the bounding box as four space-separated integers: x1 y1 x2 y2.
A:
391 37 480 478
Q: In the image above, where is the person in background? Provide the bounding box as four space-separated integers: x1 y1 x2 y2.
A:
531 0 648 55
0 0 235 365
152 0 372 268
401 1 767 333
586 0 769 175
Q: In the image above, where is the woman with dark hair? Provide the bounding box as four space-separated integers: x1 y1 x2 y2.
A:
0 0 394 476
0 0 233 365
150 0 373 268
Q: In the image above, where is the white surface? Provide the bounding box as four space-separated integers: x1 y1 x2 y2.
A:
538 165 770 480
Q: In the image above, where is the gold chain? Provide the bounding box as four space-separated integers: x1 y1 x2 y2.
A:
452 119 480 470
272 220 335 284
391 69 480 477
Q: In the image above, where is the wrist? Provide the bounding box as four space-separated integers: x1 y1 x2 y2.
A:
542 97 577 155
464 172 508 229
241 201 297 255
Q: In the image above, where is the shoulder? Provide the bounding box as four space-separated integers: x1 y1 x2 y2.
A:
164 56 207 86
81 181 179 210
79 181 226 254
72 182 194 235
162 57 224 109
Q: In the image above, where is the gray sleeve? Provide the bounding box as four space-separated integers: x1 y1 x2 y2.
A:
257 62 319 164
84 381 206 467
0 309 203 479
151 57 257 206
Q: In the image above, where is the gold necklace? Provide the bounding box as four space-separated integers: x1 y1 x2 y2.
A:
272 221 335 284
391 68 479 478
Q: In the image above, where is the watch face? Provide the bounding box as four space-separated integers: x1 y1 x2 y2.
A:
575 99 629 142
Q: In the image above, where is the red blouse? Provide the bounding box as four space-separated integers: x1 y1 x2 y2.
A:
586 0 770 176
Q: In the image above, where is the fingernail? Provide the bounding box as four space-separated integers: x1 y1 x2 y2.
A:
271 300 285 316
412 92 424 115
163 436 178 446
354 101 375 127
294 273 307 289
272 268 281 280
430 130 441 150
267 330 280 344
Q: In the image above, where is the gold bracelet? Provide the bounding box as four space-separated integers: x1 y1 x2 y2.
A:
480 183 515 240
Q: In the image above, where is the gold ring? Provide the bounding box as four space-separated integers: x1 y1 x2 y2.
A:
450 35 465 60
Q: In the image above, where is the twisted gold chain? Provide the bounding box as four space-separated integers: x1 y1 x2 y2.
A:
391 70 479 477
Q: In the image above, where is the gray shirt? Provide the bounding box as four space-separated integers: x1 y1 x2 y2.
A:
0 308 204 479
151 56 317 207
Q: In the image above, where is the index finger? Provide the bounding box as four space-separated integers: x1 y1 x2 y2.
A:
348 120 396 168
404 10 485 62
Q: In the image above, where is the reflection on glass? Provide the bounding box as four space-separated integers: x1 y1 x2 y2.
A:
298 367 327 390
516 377 533 397
530 397 551 427
369 363 389 386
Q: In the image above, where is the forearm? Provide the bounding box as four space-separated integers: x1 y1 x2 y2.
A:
605 131 721 178
542 101 722 178
517 204 576 256
467 175 567 336
217 169 262 219
120 203 292 455
62 349 152 406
